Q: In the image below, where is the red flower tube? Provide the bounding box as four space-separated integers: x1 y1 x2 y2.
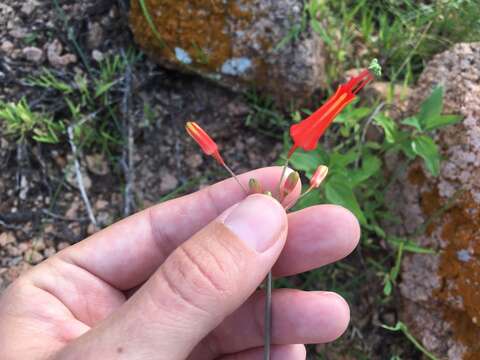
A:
185 121 225 165
288 69 375 158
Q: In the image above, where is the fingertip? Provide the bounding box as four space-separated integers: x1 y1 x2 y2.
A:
326 205 361 256
309 204 360 257
268 344 306 359
283 344 307 359
223 194 287 253
319 291 351 342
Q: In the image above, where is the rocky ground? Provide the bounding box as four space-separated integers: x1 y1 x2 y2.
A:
0 0 280 291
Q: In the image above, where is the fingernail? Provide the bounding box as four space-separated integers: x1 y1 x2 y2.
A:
223 194 286 252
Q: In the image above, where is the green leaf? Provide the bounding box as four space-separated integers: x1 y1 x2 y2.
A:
374 113 397 143
383 277 392 296
95 81 116 97
387 237 436 254
399 138 416 159
424 114 463 131
329 149 358 169
325 174 366 224
411 135 441 176
418 86 443 124
401 116 423 131
351 154 381 185
289 150 321 172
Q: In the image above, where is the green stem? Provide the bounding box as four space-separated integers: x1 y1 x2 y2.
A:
223 164 248 194
275 158 290 199
264 270 272 360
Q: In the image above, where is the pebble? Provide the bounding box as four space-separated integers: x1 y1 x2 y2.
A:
32 238 46 252
185 154 203 169
92 49 104 62
87 22 104 49
21 0 37 16
86 153 109 176
10 28 27 39
47 39 77 68
1 40 14 54
0 232 15 247
43 247 56 258
22 46 43 63
57 242 70 251
160 173 179 193
24 249 44 265
94 199 109 211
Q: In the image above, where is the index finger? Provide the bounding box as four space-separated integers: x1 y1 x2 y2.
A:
59 167 300 290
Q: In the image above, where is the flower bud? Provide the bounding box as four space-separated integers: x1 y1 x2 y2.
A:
310 165 329 188
185 121 224 165
282 171 300 198
249 178 263 194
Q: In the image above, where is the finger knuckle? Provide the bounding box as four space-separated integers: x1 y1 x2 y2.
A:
160 240 240 311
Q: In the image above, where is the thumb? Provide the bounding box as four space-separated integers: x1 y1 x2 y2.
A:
57 194 288 360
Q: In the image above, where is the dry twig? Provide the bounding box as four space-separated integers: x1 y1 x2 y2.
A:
67 125 97 228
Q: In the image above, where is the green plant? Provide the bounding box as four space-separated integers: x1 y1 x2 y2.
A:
0 98 65 144
282 0 480 85
246 83 462 358
289 85 460 220
25 51 140 155
382 322 439 360
27 68 74 94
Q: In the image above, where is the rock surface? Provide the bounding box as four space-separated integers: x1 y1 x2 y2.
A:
129 0 325 106
390 43 480 360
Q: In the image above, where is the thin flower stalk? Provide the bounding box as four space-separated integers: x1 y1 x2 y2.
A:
283 165 329 211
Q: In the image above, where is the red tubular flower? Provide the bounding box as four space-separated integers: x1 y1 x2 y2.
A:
281 171 300 199
185 121 225 165
288 69 375 158
310 165 329 189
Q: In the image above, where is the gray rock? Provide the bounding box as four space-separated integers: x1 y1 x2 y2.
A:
21 0 37 16
389 43 480 359
160 173 179 193
46 39 77 68
1 40 14 55
129 0 325 107
87 22 104 49
22 46 43 63
0 4 14 29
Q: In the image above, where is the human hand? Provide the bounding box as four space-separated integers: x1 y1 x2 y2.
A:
0 167 360 360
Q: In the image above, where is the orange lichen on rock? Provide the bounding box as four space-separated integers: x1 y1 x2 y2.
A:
129 0 255 72
419 189 480 359
128 0 326 107
407 163 427 187
436 192 480 359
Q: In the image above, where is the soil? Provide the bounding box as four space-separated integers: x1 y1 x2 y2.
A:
0 0 279 289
